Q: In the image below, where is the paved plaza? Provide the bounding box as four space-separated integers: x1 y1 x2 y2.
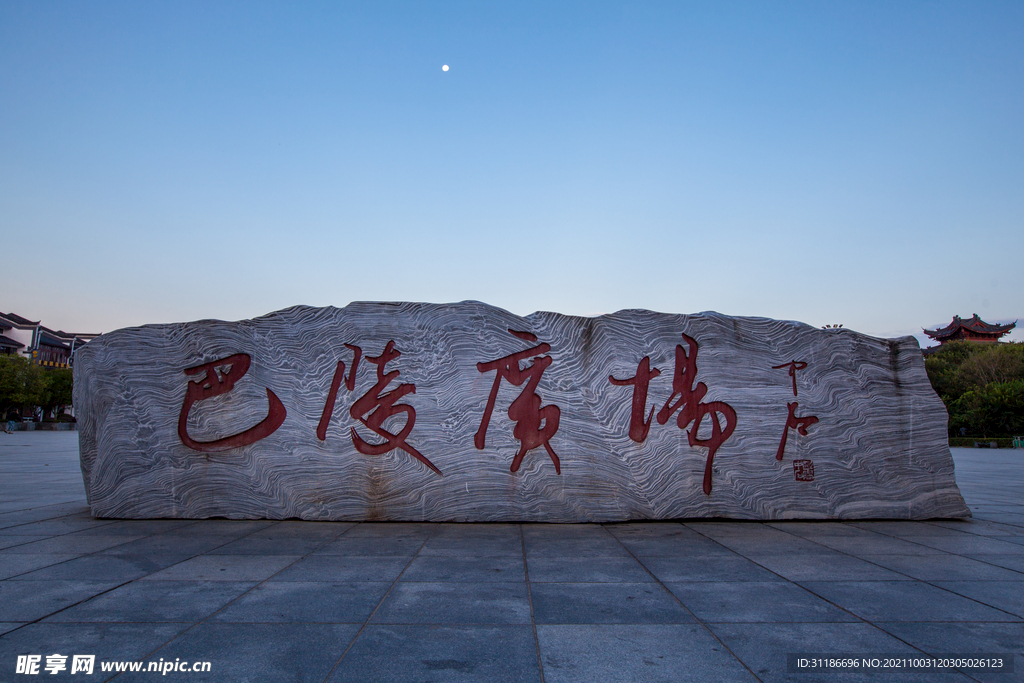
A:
1 432 1022 682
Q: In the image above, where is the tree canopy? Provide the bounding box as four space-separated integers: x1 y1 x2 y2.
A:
925 341 1024 437
0 356 74 418
41 368 73 417
0 355 47 411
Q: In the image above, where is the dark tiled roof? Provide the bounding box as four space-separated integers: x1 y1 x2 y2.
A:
0 315 97 350
37 329 71 350
924 314 1017 340
51 331 99 344
0 312 39 328
52 330 99 339
36 324 99 343
0 334 24 349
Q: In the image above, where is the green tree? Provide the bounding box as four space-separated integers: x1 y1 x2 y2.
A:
924 340 985 403
949 380 1024 438
40 368 73 418
925 341 1024 437
0 355 47 411
956 342 1024 388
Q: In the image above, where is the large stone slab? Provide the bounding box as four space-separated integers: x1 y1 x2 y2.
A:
73 302 969 521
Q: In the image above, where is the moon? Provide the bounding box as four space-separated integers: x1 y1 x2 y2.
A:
442 65 449 71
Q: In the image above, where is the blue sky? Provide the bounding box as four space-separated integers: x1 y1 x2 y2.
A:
2 1 1021 346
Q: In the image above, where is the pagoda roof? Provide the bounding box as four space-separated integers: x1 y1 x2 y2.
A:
924 314 1016 341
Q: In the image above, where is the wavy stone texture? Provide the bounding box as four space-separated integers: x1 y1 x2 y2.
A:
74 302 969 521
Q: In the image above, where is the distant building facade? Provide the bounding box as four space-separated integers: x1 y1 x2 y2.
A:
924 314 1016 346
0 313 98 368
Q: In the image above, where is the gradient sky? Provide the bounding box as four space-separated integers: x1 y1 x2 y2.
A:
2 1 1021 346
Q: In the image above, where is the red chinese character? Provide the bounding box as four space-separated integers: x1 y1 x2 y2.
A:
655 333 737 495
772 360 808 396
178 353 286 452
345 340 441 476
793 459 815 481
316 343 362 441
475 329 561 474
609 356 661 442
775 402 819 461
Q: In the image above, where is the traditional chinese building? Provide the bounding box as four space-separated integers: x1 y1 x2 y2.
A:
0 312 99 368
924 314 1016 346
0 313 36 357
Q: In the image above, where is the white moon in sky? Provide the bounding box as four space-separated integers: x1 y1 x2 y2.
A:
442 64 449 71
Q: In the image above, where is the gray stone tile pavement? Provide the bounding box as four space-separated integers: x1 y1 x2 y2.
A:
0 432 1022 681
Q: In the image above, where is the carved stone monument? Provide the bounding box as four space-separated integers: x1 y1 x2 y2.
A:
74 302 969 521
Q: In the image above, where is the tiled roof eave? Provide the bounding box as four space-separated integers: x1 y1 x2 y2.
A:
924 316 1016 339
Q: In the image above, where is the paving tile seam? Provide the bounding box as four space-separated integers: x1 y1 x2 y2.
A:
0 496 98 517
0 519 210 561
921 518 1024 535
852 619 1024 625
902 537 1024 558
836 624 1009 683
0 526 263 615
520 524 547 683
931 519 1024 535
0 577 137 639
0 517 282 581
319 522 443 683
0 518 122 540
765 524 1024 621
675 521 954 667
26 620 368 625
0 502 92 527
767 522 973 571
678 526 993 682
860 518 1024 542
742 524 1024 673
697 619 1020 626
55 519 336 681
357 620 691 626
390 579 640 584
535 620 844 625
683 524 859 583
602 523 765 683
366 620 534 626
0 519 283 615
17 620 209 625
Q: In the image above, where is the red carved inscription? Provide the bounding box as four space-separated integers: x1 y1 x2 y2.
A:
316 344 362 441
772 360 819 463
771 361 808 397
775 402 820 461
655 334 737 495
609 356 661 443
475 329 561 474
178 353 286 452
610 334 737 495
315 342 439 476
